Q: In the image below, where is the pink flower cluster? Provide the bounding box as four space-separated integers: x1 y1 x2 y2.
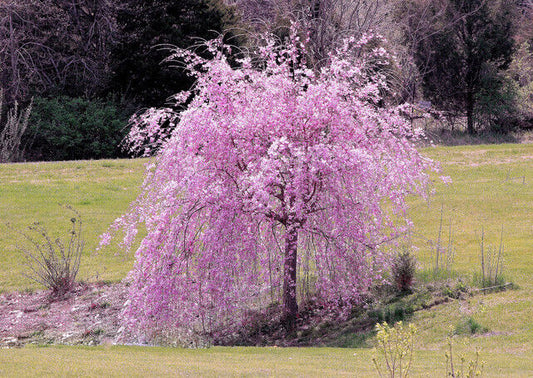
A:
105 33 434 344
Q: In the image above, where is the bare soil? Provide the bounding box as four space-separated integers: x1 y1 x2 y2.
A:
0 279 484 348
0 282 128 347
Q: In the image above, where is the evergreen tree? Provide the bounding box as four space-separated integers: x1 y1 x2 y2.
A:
413 0 515 133
109 0 239 108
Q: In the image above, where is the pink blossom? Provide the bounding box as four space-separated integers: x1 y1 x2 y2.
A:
105 32 436 344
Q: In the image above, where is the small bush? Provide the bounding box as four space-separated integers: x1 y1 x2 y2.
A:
17 206 83 297
372 321 417 378
439 280 469 299
25 96 129 161
454 317 488 336
391 251 417 293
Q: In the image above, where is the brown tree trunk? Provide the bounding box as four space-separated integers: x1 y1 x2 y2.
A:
466 91 475 135
282 223 298 331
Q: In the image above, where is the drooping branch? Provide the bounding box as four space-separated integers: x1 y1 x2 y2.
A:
104 31 435 344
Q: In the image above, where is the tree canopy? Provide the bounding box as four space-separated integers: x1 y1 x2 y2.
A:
103 32 435 343
410 0 515 133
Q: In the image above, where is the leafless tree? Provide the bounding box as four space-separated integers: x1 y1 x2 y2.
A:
227 0 397 66
515 0 533 44
0 0 116 105
227 0 463 105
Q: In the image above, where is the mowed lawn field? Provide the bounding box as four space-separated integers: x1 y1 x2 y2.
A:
0 159 145 291
1 143 533 376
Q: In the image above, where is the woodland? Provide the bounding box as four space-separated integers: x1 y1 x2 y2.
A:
0 0 532 163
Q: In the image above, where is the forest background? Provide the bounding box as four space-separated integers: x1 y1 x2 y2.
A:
0 0 532 162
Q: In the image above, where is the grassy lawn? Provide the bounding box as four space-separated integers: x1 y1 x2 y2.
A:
2 346 372 377
0 159 146 291
405 143 533 376
0 345 530 376
410 143 533 284
1 143 533 375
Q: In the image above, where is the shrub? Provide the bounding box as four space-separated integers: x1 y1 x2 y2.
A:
16 206 83 297
25 96 129 161
454 317 488 336
391 251 417 293
372 321 417 378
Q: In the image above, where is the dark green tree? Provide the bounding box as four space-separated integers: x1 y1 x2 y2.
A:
108 0 239 108
25 96 129 161
413 0 516 134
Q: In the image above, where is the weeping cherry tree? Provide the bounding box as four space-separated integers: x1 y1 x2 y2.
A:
102 31 436 343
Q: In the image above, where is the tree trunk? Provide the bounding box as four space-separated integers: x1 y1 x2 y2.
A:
282 223 299 331
466 91 475 135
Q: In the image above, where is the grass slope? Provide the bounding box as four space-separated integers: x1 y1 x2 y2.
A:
407 143 533 376
1 144 533 375
0 159 145 292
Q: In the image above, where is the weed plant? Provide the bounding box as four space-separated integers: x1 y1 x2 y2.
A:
477 226 506 288
15 205 83 297
433 205 456 273
0 90 32 162
454 317 489 336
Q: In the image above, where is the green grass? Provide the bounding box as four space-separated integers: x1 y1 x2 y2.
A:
405 143 533 375
410 143 533 284
1 345 372 377
1 143 533 375
0 159 146 291
0 345 531 376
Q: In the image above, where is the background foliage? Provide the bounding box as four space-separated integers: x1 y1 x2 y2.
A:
25 97 128 161
407 0 516 134
0 0 532 162
108 0 240 108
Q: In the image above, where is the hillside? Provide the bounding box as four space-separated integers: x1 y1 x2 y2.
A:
0 143 532 375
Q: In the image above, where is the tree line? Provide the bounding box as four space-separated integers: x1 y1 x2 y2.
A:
0 0 532 162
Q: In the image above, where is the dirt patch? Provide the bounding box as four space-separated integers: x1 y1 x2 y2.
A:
0 280 502 348
465 155 533 167
0 282 128 347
